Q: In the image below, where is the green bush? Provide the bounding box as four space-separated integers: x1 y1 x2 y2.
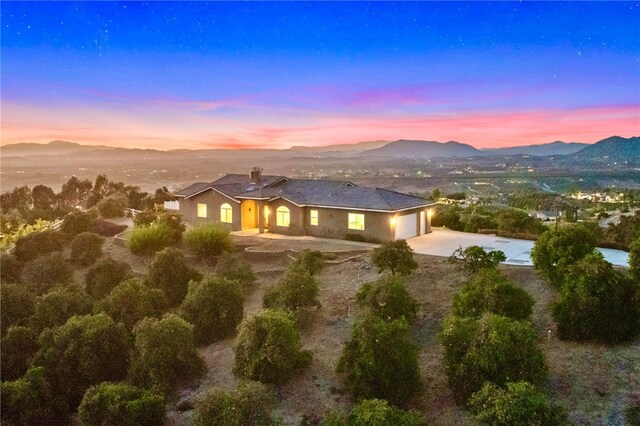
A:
34 284 93 332
630 236 640 280
130 314 205 394
371 239 418 276
449 245 506 273
452 268 534 321
356 275 418 322
324 399 427 426
496 209 545 236
469 381 569 426
92 219 127 236
461 213 498 234
61 211 96 237
192 381 278 426
216 251 257 287
234 309 312 384
263 266 321 312
552 252 640 344
1 326 39 381
78 382 166 426
147 247 202 306
21 252 73 294
98 278 168 330
337 314 421 405
0 253 23 283
184 223 234 261
33 313 131 409
344 233 382 244
156 211 185 244
85 257 133 299
14 229 64 262
439 313 547 403
97 196 127 218
0 284 36 334
70 232 105 266
128 223 174 256
179 275 244 344
431 205 463 230
292 249 326 276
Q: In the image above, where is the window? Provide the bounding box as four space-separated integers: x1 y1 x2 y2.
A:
310 209 319 226
220 203 233 223
348 213 365 230
276 206 290 227
197 203 207 218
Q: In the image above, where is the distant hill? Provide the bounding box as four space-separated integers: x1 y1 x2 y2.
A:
361 139 483 158
574 136 639 160
289 140 389 153
485 141 588 156
0 140 116 157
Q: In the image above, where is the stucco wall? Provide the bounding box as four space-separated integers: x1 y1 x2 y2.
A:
301 206 394 242
178 190 242 231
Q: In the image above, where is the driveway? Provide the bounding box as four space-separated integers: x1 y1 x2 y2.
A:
407 228 630 267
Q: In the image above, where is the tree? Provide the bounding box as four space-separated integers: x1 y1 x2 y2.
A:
128 223 174 256
1 284 36 335
192 381 278 426
439 313 547 403
215 251 256 288
356 275 418 322
337 314 421 405
263 266 321 312
31 184 56 211
21 252 73 294
496 209 545 236
179 275 245 345
184 223 234 262
371 239 418 276
155 211 185 244
58 176 93 208
33 284 93 332
85 257 133 299
233 309 312 384
431 204 463 230
70 232 105 266
630 236 640 280
325 399 427 426
147 247 202 306
78 382 166 426
33 314 131 409
97 196 127 218
98 279 168 330
449 245 506 273
531 224 597 286
292 249 326 276
14 229 64 262
461 213 498 233
130 314 205 394
0 253 23 283
452 268 534 321
1 326 39 381
61 211 96 237
469 382 569 426
552 252 640 344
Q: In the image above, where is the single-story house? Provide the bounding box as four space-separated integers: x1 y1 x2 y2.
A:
175 168 435 242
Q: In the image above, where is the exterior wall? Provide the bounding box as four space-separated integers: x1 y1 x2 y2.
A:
266 198 305 236
303 206 394 242
178 190 242 231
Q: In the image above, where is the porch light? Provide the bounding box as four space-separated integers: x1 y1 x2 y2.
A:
427 209 434 218
390 217 396 226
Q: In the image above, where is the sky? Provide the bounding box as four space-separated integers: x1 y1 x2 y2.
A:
1 1 639 150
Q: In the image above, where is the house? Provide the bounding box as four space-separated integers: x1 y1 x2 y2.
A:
175 167 435 242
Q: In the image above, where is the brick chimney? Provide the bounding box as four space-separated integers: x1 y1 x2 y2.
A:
250 167 263 184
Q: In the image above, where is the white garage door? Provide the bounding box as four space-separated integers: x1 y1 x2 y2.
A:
395 213 418 240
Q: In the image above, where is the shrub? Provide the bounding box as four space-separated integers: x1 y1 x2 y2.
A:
98 278 168 330
156 211 185 244
234 309 312 384
14 229 64 262
184 223 234 261
0 253 23 283
61 211 96 237
449 245 506 273
128 223 173 256
92 219 127 236
192 381 278 426
439 313 547 403
33 314 131 409
21 252 73 294
85 257 133 299
496 209 545 236
216 251 257 287
133 208 158 227
292 249 326 276
70 232 105 266
344 233 382 244
97 196 127 218
630 236 640 280
34 284 93 332
431 205 463 230
531 224 597 286
371 239 418 276
469 381 569 426
461 213 498 234
1 326 39 381
356 275 418 322
148 247 202 306
337 314 421 405
452 268 534 321
552 252 640 344
627 396 640 426
179 275 244 345
0 284 36 334
130 314 205 394
78 382 166 426
263 266 321 312
325 399 427 426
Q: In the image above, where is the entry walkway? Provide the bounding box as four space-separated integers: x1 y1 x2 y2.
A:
406 228 630 267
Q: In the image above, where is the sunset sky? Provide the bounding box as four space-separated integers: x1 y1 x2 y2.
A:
2 1 639 150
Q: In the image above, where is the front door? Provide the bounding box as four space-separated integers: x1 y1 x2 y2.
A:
241 200 257 230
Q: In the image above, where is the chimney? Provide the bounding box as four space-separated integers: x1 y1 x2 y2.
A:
250 167 263 184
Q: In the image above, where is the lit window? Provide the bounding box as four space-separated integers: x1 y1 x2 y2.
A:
348 213 365 230
310 209 319 226
276 206 290 227
220 203 233 223
197 203 207 218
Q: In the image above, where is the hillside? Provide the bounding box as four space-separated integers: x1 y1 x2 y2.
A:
486 141 588 156
574 135 640 160
361 139 483 158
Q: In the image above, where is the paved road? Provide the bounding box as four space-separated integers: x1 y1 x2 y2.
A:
407 228 630 267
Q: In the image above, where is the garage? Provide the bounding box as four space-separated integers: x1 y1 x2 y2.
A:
395 213 418 240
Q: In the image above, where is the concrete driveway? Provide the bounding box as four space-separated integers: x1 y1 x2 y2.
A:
407 228 630 267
